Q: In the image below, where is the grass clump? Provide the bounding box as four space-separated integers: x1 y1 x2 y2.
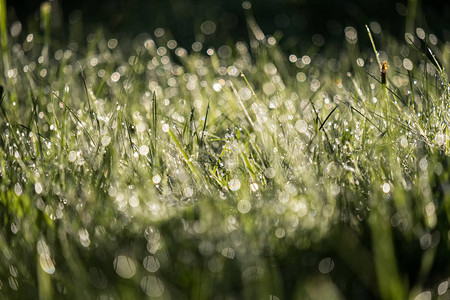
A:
1 3 450 299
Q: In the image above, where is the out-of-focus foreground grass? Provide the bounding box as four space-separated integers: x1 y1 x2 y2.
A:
1 1 450 299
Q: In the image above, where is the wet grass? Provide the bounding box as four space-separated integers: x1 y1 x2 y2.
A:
1 4 450 300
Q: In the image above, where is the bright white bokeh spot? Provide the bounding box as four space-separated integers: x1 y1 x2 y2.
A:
101 135 111 146
141 275 164 297
221 247 235 259
416 27 426 40
275 227 286 238
111 72 121 82
403 58 413 71
35 182 43 194
68 151 77 162
356 58 364 67
129 196 139 207
250 182 259 192
39 255 55 274
237 199 251 214
213 83 222 92
14 183 22 196
414 291 431 300
162 123 170 133
136 122 146 133
435 132 445 146
295 120 308 134
152 174 161 184
419 158 428 171
400 137 408 148
265 168 276 179
200 21 216 35
113 256 136 279
228 179 241 191
139 145 149 156
382 182 391 193
238 87 252 101
143 256 160 272
184 187 194 198
318 257 335 274
438 280 449 295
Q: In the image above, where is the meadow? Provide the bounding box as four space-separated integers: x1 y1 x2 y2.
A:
1 1 450 299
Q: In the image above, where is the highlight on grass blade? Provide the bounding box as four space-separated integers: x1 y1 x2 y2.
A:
366 24 382 70
381 61 389 85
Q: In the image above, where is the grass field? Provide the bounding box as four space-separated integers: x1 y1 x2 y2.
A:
1 2 450 299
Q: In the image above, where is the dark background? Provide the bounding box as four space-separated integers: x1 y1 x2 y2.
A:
5 0 450 51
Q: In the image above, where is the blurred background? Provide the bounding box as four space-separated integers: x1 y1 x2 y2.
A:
5 0 450 52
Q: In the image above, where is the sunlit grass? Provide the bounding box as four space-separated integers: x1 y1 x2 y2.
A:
1 3 450 299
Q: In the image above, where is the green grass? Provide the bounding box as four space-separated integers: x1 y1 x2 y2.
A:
1 3 450 300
